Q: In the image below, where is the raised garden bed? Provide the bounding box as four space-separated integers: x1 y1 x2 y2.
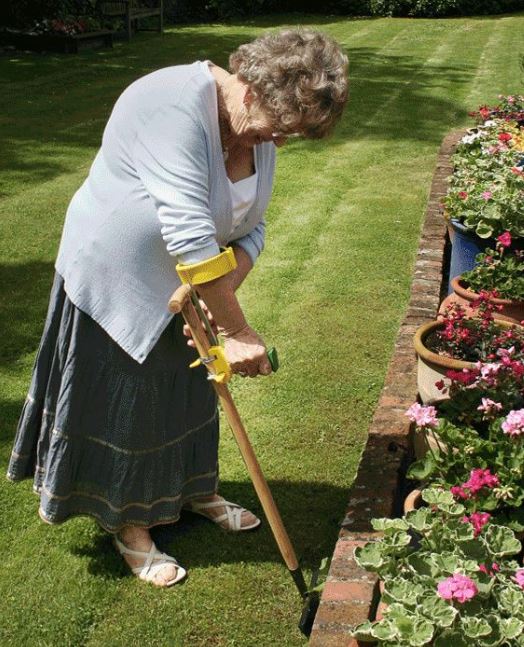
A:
0 29 113 54
309 101 524 645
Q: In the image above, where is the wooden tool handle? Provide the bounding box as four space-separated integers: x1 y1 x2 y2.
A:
215 382 300 570
168 284 192 314
177 291 300 571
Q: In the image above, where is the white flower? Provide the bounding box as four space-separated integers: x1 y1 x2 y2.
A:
461 131 484 145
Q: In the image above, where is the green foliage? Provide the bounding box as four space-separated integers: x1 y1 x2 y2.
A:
443 118 524 239
4 0 522 26
353 490 524 645
461 246 524 301
0 0 98 29
368 0 523 16
407 415 524 525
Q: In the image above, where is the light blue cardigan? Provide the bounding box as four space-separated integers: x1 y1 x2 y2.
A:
56 62 276 363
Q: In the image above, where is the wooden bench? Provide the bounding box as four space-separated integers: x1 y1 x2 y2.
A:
98 0 163 41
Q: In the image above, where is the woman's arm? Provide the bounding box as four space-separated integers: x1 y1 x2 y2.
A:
195 253 271 377
132 106 270 375
227 244 254 292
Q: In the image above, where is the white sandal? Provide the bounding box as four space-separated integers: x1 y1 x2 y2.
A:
114 536 187 586
184 497 261 532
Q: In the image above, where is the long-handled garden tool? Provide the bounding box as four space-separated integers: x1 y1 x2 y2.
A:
168 282 321 636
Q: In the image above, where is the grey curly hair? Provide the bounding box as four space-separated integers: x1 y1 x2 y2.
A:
229 29 348 139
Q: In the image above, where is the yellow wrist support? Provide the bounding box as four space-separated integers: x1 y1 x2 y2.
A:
176 247 237 285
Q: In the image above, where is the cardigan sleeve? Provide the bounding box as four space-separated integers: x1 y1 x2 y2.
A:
230 219 265 265
132 105 220 264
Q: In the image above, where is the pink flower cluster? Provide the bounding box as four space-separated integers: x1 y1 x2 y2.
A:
437 573 478 603
501 409 524 437
474 355 524 387
444 354 524 395
497 231 512 248
462 512 491 536
405 403 439 429
514 570 524 589
477 398 503 417
451 468 500 500
479 562 499 577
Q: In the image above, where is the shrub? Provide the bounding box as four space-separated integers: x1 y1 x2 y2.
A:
0 0 98 29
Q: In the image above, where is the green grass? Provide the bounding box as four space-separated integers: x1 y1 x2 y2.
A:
1 12 524 646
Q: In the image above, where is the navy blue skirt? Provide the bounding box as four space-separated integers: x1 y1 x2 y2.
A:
7 273 219 532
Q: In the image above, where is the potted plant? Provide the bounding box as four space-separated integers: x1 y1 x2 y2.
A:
352 487 524 646
440 232 524 325
443 114 524 285
414 297 524 403
435 353 524 428
407 397 524 531
407 350 524 459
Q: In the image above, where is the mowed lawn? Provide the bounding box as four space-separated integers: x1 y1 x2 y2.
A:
1 12 523 646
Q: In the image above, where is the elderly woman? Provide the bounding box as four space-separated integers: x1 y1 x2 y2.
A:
7 29 348 587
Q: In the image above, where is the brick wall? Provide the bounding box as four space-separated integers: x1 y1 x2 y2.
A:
309 130 465 646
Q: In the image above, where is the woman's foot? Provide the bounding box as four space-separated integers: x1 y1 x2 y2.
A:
184 494 261 531
115 526 186 587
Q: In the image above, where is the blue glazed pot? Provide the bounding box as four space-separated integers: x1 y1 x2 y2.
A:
447 219 495 294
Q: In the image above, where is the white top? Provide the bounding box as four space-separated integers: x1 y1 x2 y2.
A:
55 61 276 363
228 171 258 236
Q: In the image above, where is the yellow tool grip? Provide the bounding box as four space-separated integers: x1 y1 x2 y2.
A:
176 247 237 285
189 345 232 383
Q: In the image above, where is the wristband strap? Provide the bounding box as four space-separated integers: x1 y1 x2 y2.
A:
176 247 237 285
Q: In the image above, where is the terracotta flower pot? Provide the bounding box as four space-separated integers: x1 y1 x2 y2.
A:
413 321 476 404
375 580 387 622
439 276 524 325
413 319 517 404
403 488 422 515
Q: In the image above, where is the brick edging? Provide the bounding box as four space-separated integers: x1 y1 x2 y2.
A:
309 129 467 646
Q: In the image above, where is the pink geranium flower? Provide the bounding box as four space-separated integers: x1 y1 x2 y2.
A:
497 231 512 248
437 573 478 603
479 363 502 379
482 191 492 200
515 570 524 589
479 562 499 576
501 409 524 437
477 398 503 416
451 485 469 499
405 403 438 429
462 512 491 536
465 468 499 492
451 469 500 500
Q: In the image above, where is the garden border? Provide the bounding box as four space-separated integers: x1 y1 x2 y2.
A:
309 129 466 646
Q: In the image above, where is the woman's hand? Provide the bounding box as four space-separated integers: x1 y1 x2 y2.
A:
222 324 272 378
